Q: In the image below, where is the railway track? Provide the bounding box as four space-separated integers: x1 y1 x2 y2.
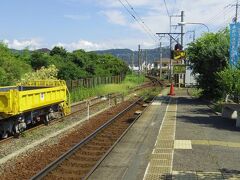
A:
0 93 121 144
0 81 154 144
31 97 148 180
0 80 153 142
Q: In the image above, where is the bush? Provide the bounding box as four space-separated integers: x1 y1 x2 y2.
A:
187 29 229 100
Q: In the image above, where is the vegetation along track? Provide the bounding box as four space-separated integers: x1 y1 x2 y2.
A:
31 97 149 179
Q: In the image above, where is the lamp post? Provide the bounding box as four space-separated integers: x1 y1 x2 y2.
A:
178 22 210 32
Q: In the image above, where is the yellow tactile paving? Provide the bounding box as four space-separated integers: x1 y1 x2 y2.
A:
153 148 173 154
197 172 223 179
191 140 240 148
174 140 192 150
149 159 172 167
223 173 240 179
150 153 172 160
158 134 175 139
172 171 229 180
156 142 174 149
147 166 171 174
144 98 177 180
191 140 209 145
172 171 197 180
144 173 171 180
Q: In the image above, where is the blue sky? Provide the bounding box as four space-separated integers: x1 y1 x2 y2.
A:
0 0 236 51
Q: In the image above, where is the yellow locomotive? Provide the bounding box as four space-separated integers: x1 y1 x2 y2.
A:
0 80 71 138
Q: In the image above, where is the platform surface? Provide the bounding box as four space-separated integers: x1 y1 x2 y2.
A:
89 89 240 180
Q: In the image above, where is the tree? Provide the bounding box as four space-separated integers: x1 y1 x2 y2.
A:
30 51 50 70
217 65 240 103
0 43 31 85
187 28 229 100
50 46 67 57
21 65 59 82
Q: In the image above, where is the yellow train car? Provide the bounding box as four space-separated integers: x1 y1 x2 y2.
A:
0 80 71 138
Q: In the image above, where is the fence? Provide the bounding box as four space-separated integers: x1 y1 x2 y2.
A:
66 74 125 91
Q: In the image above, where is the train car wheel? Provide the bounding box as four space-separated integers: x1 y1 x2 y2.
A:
1 131 8 139
44 114 49 125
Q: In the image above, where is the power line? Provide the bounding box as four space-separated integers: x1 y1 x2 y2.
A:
123 0 159 39
117 0 158 42
205 6 234 25
171 0 179 16
202 0 236 24
163 0 170 17
186 6 234 34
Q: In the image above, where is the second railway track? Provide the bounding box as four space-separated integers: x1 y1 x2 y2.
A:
31 97 149 180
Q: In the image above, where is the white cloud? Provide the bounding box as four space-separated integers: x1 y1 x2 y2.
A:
53 37 158 51
65 0 234 33
54 40 110 51
101 10 127 25
2 39 42 50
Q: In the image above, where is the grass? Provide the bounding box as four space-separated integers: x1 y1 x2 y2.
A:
70 74 146 102
139 87 162 101
213 103 223 113
187 88 202 98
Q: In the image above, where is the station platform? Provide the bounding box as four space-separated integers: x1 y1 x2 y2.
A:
89 88 240 180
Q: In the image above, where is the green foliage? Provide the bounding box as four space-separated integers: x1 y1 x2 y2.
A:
0 43 31 86
21 65 58 82
30 51 50 70
187 88 203 98
187 28 229 99
70 74 145 102
50 46 68 57
0 44 128 86
48 47 129 80
124 73 146 84
217 66 240 103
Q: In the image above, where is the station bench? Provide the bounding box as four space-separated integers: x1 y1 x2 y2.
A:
222 104 240 128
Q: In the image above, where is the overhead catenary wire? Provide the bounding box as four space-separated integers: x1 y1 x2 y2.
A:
117 0 158 43
163 0 170 17
202 4 233 23
205 6 234 26
123 0 159 40
185 5 234 35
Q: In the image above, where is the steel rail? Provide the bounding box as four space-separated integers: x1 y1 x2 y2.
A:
31 97 143 180
0 94 121 143
83 96 154 180
0 83 151 142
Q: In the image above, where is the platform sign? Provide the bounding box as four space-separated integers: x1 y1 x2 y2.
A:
173 65 186 74
230 23 240 66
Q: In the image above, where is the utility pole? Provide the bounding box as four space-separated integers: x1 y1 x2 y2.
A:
236 0 239 23
228 1 240 23
181 11 184 87
132 51 134 74
181 11 184 47
169 14 182 81
138 45 141 76
169 16 172 81
159 42 163 80
140 49 143 72
145 50 148 74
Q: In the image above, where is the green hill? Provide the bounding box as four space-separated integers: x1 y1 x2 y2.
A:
93 47 170 65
